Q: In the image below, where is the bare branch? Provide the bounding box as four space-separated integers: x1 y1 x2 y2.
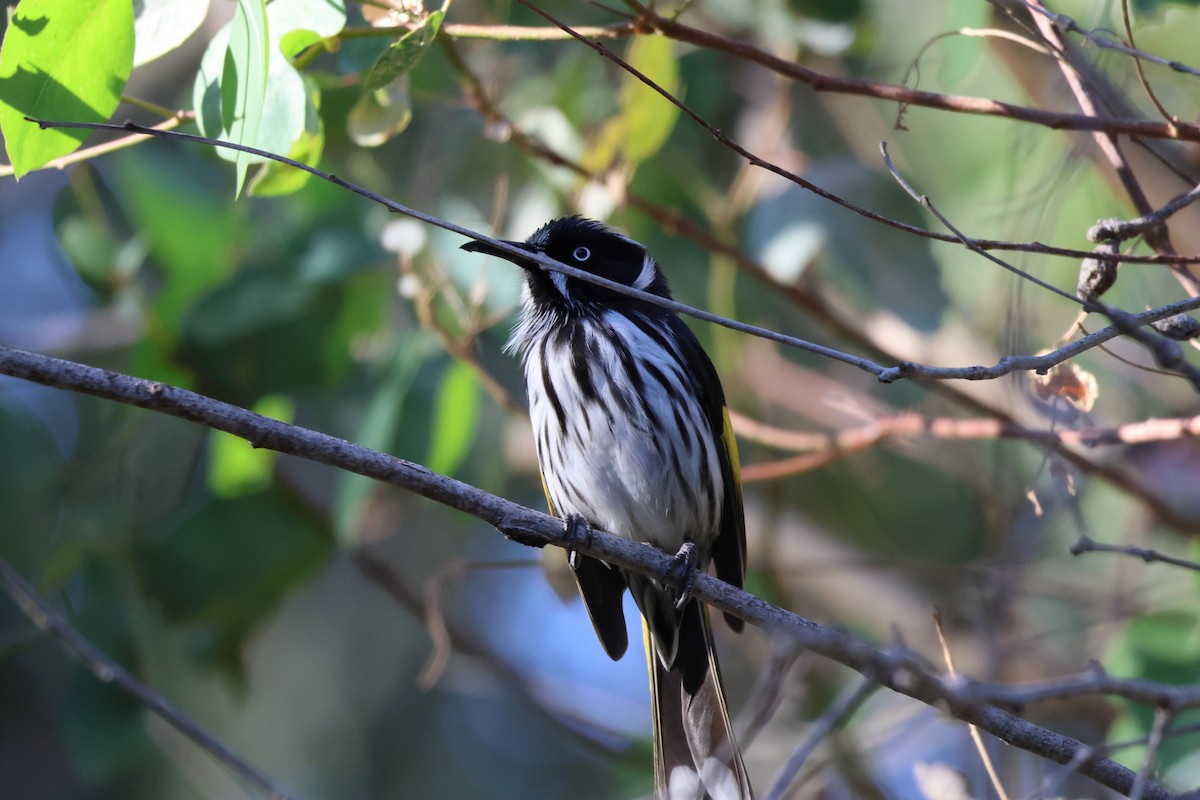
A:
513 1 1200 267
351 551 624 750
733 409 1200 454
0 557 298 800
632 1 1200 142
935 610 1010 800
1132 708 1172 800
1120 0 1179 126
1070 535 1200 573
879 141 1200 389
0 112 191 177
444 39 1200 533
337 21 635 42
1018 0 1200 79
0 345 1184 799
763 677 878 800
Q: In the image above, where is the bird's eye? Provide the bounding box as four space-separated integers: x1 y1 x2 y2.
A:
572 246 591 262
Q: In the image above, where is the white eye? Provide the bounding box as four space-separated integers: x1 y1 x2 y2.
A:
572 246 591 262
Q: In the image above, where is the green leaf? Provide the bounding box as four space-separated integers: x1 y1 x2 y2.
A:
133 0 211 67
114 152 244 333
208 395 295 497
582 34 680 172
617 35 680 166
132 488 332 678
224 0 270 197
0 0 134 178
193 0 344 193
426 359 480 476
334 332 435 545
362 7 444 90
346 78 412 147
62 676 149 784
271 0 347 57
249 78 324 196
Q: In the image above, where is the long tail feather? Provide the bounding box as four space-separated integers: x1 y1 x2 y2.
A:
645 605 753 800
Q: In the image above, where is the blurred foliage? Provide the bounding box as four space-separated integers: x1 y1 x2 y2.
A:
2 0 1200 798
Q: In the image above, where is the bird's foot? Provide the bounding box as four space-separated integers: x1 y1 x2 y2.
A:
669 539 699 610
564 514 595 569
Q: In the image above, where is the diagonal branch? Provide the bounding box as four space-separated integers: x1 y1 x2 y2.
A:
630 1 1200 143
515 1 1200 266
0 344 1185 799
443 39 1200 534
0 557 298 800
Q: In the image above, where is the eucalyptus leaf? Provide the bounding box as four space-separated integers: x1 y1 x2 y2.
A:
225 0 270 196
0 0 134 178
133 0 210 66
426 359 481 476
362 8 444 90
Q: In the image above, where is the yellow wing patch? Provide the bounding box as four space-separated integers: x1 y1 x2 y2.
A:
721 406 743 508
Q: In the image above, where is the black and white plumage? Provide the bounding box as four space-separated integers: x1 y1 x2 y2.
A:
463 216 752 800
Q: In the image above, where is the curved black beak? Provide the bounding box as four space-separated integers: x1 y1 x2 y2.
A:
460 238 538 270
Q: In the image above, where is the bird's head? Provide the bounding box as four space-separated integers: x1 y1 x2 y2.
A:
460 215 671 310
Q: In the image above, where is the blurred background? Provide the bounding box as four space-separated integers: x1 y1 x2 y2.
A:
2 0 1200 797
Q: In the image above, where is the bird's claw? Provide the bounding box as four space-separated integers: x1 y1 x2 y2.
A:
669 540 699 610
564 514 594 569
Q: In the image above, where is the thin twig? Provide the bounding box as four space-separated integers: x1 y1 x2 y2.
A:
733 410 1200 454
514 1 1200 267
1019 0 1200 78
0 557 297 800
336 21 635 41
935 609 1010 800
879 141 1088 308
1020 745 1096 800
29 118 1200 390
417 558 539 690
350 550 625 750
1121 0 1178 126
632 1 1200 142
0 113 191 177
1088 180 1200 244
880 141 1200 391
1131 707 1172 800
1070 535 1200 572
763 677 878 800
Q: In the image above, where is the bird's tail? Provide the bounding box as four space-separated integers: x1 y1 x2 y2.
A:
645 601 753 800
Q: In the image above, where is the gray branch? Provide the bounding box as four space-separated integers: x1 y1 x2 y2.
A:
0 557 297 800
0 344 1184 799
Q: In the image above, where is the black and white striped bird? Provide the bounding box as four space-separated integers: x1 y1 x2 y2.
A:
463 216 752 800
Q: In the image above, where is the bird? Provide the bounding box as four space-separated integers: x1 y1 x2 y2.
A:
462 216 753 800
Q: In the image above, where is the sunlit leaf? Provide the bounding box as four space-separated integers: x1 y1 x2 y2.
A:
616 35 680 166
193 0 344 193
273 0 347 57
249 79 324 196
426 359 481 476
208 395 295 497
133 0 210 66
582 34 680 173
0 0 134 178
224 0 269 196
